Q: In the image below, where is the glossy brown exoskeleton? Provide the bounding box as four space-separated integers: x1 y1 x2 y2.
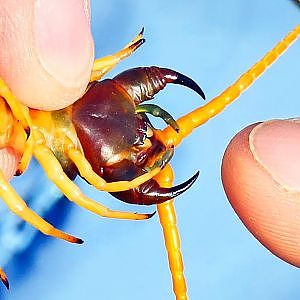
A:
72 67 205 205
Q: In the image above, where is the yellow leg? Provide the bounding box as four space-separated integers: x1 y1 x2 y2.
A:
90 29 145 82
67 147 160 192
155 165 188 300
15 134 34 175
0 78 34 173
0 170 82 244
33 144 153 220
161 24 300 147
0 78 31 130
0 268 9 289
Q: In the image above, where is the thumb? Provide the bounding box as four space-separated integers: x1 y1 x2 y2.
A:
0 0 94 111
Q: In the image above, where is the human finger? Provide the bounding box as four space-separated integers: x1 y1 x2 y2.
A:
222 119 300 267
0 0 94 111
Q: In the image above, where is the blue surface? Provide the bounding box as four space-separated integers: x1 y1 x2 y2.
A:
1 1 300 299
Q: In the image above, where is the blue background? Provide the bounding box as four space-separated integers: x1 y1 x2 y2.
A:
1 1 300 299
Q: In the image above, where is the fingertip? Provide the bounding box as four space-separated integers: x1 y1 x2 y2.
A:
222 120 300 267
0 0 94 111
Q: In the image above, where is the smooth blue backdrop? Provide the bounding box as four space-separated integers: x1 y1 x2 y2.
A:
1 1 300 299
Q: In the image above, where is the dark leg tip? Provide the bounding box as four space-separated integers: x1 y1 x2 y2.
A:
130 38 146 52
24 127 31 138
76 238 84 245
137 38 146 47
139 27 145 35
148 211 156 218
1 276 9 290
15 169 23 176
134 211 156 219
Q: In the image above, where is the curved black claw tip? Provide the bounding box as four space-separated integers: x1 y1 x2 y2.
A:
15 169 23 176
1 277 9 290
148 170 200 204
148 211 157 218
139 27 145 35
171 170 200 199
162 68 206 100
173 73 206 100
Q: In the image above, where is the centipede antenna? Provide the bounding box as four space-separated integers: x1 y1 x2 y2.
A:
161 24 300 147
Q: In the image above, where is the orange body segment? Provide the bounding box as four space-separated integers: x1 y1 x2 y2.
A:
155 165 188 300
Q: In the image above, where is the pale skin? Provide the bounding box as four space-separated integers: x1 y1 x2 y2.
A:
0 0 94 179
222 119 300 267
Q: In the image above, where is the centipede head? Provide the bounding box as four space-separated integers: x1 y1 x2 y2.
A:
71 66 205 205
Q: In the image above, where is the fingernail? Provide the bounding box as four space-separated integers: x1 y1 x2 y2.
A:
34 0 94 87
249 119 300 191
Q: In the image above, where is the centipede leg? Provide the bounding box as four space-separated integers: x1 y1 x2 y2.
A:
0 78 34 173
0 78 30 130
0 170 82 244
33 144 154 220
67 146 163 192
90 28 145 82
160 24 300 148
155 165 188 300
0 268 9 289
